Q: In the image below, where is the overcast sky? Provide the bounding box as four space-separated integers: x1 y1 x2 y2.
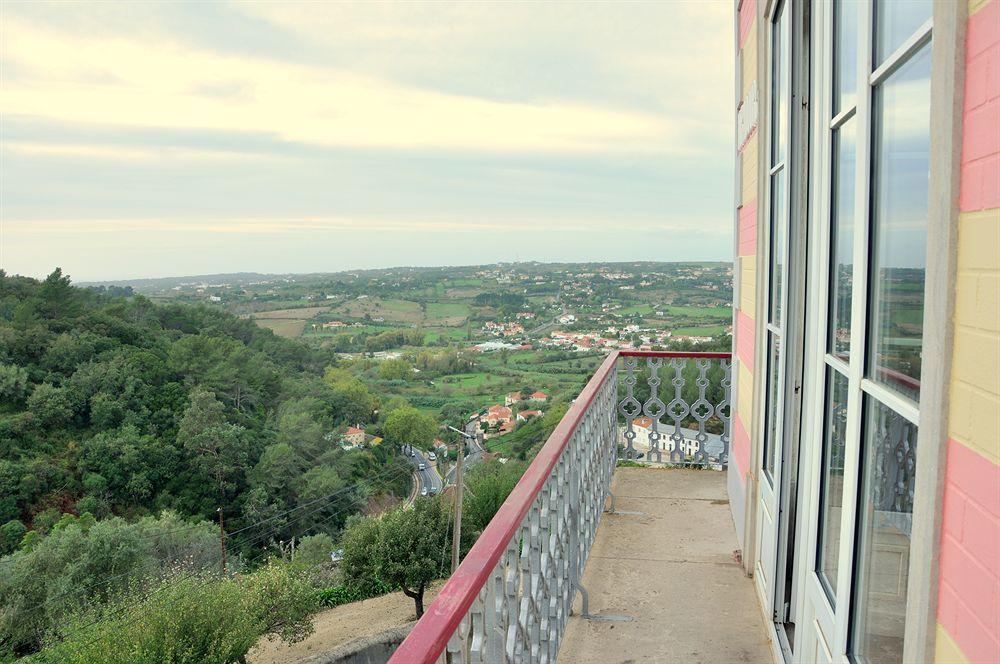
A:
1 1 734 282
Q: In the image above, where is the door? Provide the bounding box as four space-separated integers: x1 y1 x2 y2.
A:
756 2 813 655
796 2 933 663
754 0 795 626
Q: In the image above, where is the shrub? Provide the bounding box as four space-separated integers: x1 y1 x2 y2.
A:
30 564 316 664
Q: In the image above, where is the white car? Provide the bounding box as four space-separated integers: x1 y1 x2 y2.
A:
421 487 429 496
428 452 437 461
418 462 426 471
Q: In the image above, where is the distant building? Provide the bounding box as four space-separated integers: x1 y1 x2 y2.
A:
530 391 548 403
343 426 365 445
517 409 543 422
505 392 522 406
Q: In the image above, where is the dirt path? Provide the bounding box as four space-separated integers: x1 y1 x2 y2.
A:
248 582 443 663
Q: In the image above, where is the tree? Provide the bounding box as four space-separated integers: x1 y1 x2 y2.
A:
378 358 413 381
384 406 436 453
26 383 73 428
176 389 248 510
324 368 376 425
341 498 451 618
0 363 29 405
464 459 527 532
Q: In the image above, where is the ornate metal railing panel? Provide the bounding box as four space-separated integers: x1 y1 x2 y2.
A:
390 354 619 664
618 351 732 468
389 350 732 663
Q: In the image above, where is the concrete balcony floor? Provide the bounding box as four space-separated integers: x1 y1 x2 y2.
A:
560 467 774 664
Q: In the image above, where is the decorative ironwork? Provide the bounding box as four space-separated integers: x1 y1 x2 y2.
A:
615 353 732 468
619 356 640 460
422 363 618 663
392 351 732 664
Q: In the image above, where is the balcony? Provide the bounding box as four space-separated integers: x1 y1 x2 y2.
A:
390 350 772 663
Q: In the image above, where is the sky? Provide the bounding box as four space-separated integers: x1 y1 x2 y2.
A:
0 1 734 282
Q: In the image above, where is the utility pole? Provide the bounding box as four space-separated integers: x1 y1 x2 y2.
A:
217 507 227 575
451 438 464 573
447 411 484 573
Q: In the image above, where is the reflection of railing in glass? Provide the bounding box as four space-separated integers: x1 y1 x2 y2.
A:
870 404 916 518
617 351 732 466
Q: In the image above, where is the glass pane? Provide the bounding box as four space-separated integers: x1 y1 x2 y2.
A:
851 396 917 664
771 0 789 166
867 45 930 402
829 118 856 360
833 0 859 114
763 332 782 481
875 0 932 66
770 169 786 325
816 368 849 603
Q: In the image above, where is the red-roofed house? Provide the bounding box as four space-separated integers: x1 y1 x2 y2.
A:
530 391 548 403
343 426 365 445
517 409 543 422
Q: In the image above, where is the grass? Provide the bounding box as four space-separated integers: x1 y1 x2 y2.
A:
659 305 732 319
254 319 308 338
671 325 727 337
424 327 470 343
302 324 398 337
619 303 654 316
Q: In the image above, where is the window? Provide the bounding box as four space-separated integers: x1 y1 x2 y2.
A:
809 1 932 661
848 3 932 662
763 0 790 484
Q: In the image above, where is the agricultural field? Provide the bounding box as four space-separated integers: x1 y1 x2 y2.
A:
331 297 424 323
247 306 330 338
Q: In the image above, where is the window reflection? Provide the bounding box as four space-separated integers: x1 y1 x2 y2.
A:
834 0 859 113
763 333 782 481
851 397 917 664
829 118 856 359
874 0 932 66
867 46 930 400
817 369 849 603
772 1 789 165
771 169 786 325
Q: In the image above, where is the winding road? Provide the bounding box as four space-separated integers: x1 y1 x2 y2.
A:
404 446 443 499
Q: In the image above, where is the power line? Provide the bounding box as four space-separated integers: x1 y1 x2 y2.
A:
36 464 416 654
6 461 414 622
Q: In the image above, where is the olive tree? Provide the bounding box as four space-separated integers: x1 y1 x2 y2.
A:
341 498 450 618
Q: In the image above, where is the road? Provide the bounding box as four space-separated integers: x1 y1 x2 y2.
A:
528 300 570 338
445 419 487 486
404 446 443 498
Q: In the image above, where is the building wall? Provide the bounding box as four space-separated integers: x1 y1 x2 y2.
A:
728 0 760 552
936 2 1000 662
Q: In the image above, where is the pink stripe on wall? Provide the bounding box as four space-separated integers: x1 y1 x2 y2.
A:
738 0 756 50
937 439 1000 663
736 310 755 371
738 201 757 257
731 414 751 481
960 0 1000 212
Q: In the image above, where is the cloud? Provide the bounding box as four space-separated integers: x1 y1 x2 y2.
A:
3 213 728 237
2 140 270 162
0 14 704 155
0 2 735 280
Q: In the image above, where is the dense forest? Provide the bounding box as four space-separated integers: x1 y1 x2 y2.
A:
0 269 415 557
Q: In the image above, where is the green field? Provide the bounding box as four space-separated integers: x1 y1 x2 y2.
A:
671 325 727 337
619 303 654 316
425 301 471 320
660 305 731 319
423 327 470 343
